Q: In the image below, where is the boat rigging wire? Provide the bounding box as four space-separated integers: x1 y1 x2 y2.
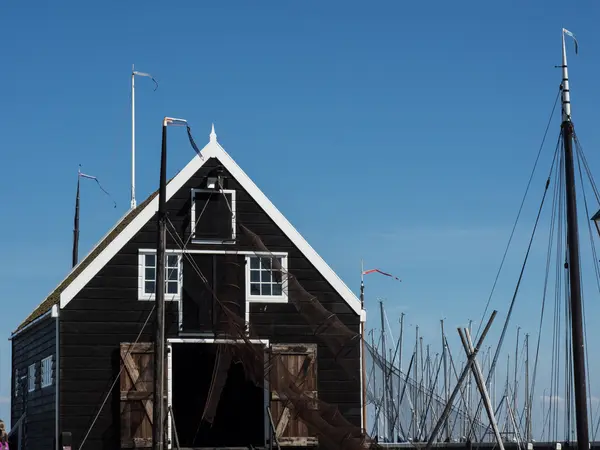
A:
78 304 156 450
470 135 562 442
474 87 562 342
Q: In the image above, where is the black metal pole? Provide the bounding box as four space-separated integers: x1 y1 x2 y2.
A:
72 174 80 268
153 123 167 450
563 117 590 449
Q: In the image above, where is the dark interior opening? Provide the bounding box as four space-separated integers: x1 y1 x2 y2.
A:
172 343 265 448
193 191 233 240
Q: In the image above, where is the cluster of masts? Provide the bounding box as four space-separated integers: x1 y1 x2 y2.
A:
366 303 536 445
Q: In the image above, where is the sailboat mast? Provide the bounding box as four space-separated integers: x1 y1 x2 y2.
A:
525 333 531 442
513 327 520 437
379 301 389 440
441 319 449 441
72 167 81 268
560 27 589 450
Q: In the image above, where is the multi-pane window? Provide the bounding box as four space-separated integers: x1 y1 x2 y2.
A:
28 363 35 392
139 252 182 300
41 355 53 388
247 255 287 301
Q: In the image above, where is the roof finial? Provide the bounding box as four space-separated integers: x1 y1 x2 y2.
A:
210 123 217 142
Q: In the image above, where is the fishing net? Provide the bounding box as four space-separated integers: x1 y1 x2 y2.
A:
167 218 489 449
176 223 372 450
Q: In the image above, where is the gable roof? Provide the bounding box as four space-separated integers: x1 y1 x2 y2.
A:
14 127 363 335
13 190 161 334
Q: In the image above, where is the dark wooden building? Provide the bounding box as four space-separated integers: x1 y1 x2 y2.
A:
10 126 365 450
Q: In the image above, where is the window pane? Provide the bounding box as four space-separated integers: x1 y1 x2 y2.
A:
166 281 178 294
145 281 155 294
145 254 156 267
261 270 272 282
145 268 155 281
250 283 260 295
250 257 259 269
272 284 282 296
167 255 178 267
167 269 178 281
261 257 272 270
261 284 272 296
250 270 260 282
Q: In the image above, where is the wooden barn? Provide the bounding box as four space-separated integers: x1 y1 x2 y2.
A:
10 125 366 450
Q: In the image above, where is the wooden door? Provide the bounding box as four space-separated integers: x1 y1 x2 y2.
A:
120 342 154 449
270 344 318 447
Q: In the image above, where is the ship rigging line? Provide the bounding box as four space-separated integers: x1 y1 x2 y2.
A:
470 135 561 442
474 87 561 342
78 304 156 450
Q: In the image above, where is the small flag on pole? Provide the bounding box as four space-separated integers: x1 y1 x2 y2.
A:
362 268 401 282
165 117 188 127
79 172 117 208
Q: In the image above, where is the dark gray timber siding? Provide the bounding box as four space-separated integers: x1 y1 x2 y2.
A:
59 156 361 450
11 313 57 450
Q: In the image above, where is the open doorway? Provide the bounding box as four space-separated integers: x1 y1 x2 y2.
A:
170 342 266 448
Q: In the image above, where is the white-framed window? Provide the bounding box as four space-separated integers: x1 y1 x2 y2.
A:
190 188 236 244
41 355 53 388
246 254 288 303
138 251 183 301
28 363 36 392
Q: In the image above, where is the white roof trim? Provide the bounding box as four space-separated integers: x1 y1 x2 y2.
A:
59 130 362 316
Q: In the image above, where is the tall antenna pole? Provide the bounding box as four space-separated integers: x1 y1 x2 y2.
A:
360 260 368 434
561 27 589 450
72 166 81 268
131 65 136 209
131 66 158 209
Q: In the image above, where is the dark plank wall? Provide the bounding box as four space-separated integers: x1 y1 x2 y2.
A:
11 314 56 450
59 157 361 450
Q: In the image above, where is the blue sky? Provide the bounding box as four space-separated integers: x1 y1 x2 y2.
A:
2 0 600 439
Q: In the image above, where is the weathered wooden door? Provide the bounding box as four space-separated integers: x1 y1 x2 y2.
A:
270 344 318 446
120 342 154 449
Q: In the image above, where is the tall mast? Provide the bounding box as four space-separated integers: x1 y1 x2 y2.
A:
513 326 520 437
370 329 378 438
397 313 405 440
525 333 531 442
379 300 389 441
561 27 589 450
72 166 81 268
441 319 449 441
413 325 419 439
131 65 136 209
153 119 168 450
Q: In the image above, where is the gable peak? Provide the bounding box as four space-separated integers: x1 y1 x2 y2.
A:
209 123 217 143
